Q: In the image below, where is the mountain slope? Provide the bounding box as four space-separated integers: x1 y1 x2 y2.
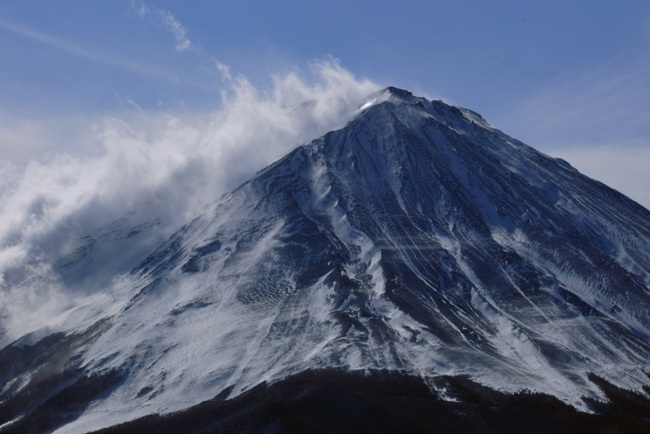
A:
2 87 650 433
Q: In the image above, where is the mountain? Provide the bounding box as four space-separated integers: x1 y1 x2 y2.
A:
2 87 650 433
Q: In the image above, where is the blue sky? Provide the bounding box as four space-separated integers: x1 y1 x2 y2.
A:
0 0 649 207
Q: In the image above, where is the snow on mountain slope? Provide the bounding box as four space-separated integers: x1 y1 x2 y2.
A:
0 201 172 351
2 87 650 433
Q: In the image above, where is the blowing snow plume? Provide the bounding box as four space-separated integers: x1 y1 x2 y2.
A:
2 87 650 433
0 59 379 346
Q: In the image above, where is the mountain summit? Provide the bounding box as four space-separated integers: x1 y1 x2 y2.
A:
2 88 650 432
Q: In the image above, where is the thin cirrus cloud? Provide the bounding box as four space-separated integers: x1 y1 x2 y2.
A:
0 57 380 346
132 1 192 52
0 18 183 85
131 1 232 80
508 57 650 144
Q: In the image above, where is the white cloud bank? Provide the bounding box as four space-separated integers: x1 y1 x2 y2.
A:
0 59 379 344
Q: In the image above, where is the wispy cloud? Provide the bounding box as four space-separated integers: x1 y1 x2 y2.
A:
508 58 650 146
0 18 179 84
131 2 233 83
126 97 144 113
132 1 191 52
0 58 379 344
0 112 98 164
159 9 191 52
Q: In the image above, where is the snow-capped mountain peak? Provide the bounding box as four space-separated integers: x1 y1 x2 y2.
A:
2 88 650 433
